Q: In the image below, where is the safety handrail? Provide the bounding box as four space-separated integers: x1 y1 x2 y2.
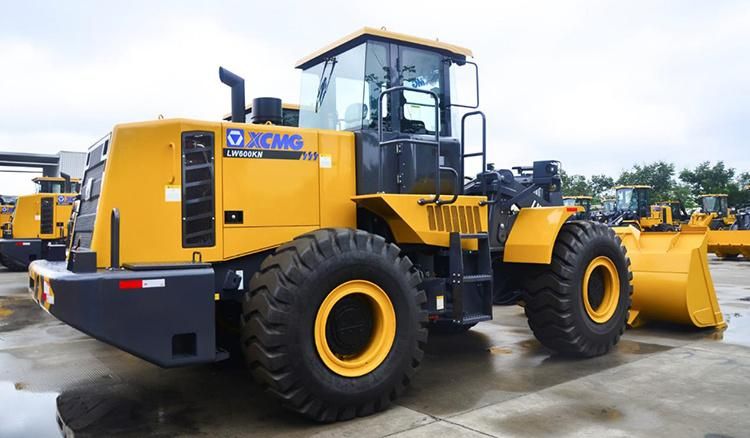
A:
378 86 453 205
461 110 490 201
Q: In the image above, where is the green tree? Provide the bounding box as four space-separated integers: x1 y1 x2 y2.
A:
617 161 676 202
590 174 614 201
679 161 736 197
560 170 592 197
670 183 696 208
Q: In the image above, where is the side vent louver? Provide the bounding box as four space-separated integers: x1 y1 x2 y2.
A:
182 132 215 248
40 197 54 235
426 205 483 234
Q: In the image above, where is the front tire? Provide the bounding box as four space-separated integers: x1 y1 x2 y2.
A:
521 221 632 357
241 228 427 422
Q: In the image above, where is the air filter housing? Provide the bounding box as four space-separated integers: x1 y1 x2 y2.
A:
251 97 282 125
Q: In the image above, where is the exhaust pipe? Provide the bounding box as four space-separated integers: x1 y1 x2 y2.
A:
219 67 246 123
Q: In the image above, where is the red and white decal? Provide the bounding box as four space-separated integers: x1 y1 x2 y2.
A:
119 279 166 290
15 242 31 246
43 281 54 305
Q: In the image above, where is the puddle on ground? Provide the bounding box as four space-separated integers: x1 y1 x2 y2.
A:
717 311 750 347
0 381 59 438
55 384 200 437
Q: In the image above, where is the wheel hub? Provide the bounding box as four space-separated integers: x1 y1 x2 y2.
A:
325 295 374 356
582 256 620 324
314 280 396 377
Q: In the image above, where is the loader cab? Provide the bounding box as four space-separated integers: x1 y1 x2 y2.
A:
33 177 66 194
563 196 592 220
615 186 651 219
296 28 479 197
603 199 616 214
660 200 689 224
699 194 729 217
32 177 81 194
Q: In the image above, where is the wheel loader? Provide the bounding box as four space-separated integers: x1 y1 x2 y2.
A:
563 195 592 220
689 194 735 230
0 176 80 271
28 28 723 422
0 196 16 232
608 185 686 231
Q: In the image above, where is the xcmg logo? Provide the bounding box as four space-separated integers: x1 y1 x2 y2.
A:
226 129 304 151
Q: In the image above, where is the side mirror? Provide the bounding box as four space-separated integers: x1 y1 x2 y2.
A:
447 60 479 109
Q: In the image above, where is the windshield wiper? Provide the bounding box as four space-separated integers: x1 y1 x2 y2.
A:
315 57 337 112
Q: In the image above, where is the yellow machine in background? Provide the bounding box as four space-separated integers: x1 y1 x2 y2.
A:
0 196 16 231
689 194 735 229
27 28 723 423
563 195 592 220
611 185 684 231
0 176 80 271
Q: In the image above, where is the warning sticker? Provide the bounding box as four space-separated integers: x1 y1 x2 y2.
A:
165 185 181 202
319 155 332 168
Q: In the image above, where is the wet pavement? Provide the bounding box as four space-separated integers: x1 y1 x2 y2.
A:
1 257 749 437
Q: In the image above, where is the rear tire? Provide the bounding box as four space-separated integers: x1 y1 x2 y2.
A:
521 221 632 357
241 228 427 422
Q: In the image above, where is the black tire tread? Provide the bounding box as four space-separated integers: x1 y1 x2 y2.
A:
241 228 427 422
522 221 633 357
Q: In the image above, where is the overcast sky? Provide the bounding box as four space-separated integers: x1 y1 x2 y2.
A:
1 0 748 194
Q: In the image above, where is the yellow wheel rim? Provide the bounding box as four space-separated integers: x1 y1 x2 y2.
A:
582 256 620 324
314 280 396 377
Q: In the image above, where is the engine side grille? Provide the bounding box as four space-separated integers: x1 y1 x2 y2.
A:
40 197 54 235
71 136 110 249
182 132 215 248
426 205 483 234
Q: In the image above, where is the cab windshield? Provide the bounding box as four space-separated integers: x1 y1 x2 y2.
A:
298 41 448 135
701 196 727 214
603 200 616 213
35 181 64 194
616 189 635 212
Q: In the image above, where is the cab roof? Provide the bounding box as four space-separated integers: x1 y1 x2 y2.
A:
614 185 652 190
295 27 473 70
563 196 593 200
698 194 728 198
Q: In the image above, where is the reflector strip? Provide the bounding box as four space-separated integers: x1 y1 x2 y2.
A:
15 242 30 246
143 279 165 288
119 279 166 290
119 280 142 289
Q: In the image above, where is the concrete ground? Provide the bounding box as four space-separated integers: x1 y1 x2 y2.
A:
1 257 749 438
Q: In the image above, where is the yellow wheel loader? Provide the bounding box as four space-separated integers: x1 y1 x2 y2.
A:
609 185 686 231
689 194 735 230
28 28 722 422
0 176 80 271
0 196 16 232
563 195 592 220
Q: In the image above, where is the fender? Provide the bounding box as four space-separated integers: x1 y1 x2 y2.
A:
503 206 579 264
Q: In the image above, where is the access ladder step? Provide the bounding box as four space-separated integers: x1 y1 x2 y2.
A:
462 274 493 284
459 233 489 240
